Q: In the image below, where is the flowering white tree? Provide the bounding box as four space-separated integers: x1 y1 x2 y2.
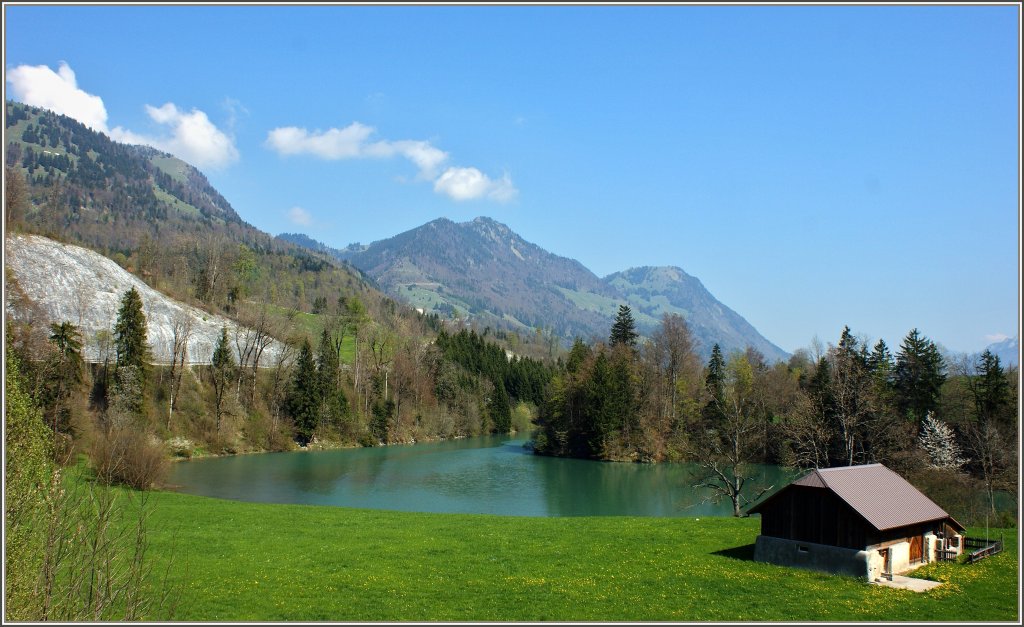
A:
918 413 967 470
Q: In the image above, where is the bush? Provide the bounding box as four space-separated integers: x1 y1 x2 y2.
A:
90 427 169 490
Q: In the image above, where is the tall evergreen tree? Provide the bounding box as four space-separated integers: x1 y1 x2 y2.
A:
210 327 235 431
893 328 946 423
609 304 639 348
114 287 149 374
867 339 894 380
487 383 512 434
703 343 726 423
974 349 1009 425
44 321 84 438
286 338 320 445
112 287 150 414
566 337 591 374
316 328 348 431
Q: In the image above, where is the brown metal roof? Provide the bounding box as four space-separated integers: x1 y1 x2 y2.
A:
793 471 827 489
750 463 964 532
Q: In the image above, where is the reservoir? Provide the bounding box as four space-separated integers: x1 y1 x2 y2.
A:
167 435 796 517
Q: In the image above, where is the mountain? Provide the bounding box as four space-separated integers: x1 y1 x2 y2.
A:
4 100 349 278
5 233 286 365
5 99 382 324
602 266 788 363
983 335 1019 368
291 217 789 362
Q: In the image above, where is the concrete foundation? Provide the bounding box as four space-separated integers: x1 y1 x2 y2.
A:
754 536 871 579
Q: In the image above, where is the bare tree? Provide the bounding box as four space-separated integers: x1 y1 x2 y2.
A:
963 420 1014 517
167 310 194 429
690 352 775 516
647 313 699 429
781 391 832 469
4 165 30 229
828 346 870 466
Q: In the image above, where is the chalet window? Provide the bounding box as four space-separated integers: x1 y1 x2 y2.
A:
797 545 809 553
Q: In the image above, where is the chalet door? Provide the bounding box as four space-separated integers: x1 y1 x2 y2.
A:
910 534 923 562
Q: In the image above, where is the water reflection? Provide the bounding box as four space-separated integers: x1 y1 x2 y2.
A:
168 436 797 517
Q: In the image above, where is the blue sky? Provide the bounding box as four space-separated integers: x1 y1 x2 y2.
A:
4 4 1020 356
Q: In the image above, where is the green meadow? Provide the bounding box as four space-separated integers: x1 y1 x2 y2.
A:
142 489 1019 622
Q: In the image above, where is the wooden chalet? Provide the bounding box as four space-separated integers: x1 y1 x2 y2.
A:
747 463 965 581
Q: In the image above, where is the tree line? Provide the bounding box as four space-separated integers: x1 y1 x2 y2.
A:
533 305 1018 523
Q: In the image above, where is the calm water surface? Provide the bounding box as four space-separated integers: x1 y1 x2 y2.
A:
168 435 797 517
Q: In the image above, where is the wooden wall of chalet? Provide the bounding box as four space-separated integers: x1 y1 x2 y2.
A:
758 486 869 549
757 485 938 554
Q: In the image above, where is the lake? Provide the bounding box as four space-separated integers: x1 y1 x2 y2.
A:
167 435 797 517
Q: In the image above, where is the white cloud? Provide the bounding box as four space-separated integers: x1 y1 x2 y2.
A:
367 140 449 180
6 61 238 170
267 122 518 202
266 123 375 159
266 123 448 178
5 62 109 132
434 167 518 203
984 333 1010 343
287 206 312 226
110 103 239 169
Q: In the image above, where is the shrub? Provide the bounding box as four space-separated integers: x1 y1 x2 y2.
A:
90 427 169 490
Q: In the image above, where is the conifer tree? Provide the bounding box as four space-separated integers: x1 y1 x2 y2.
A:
609 304 639 348
974 349 1009 424
286 338 320 445
703 344 726 423
867 338 896 408
112 287 150 414
316 328 348 431
210 327 235 431
893 328 946 423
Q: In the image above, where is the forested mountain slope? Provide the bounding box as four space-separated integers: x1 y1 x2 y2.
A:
284 217 789 362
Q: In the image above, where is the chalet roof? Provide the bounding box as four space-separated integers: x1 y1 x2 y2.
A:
749 463 965 532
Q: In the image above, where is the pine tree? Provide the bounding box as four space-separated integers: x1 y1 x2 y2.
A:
488 383 512 434
316 328 347 431
112 287 150 414
44 321 84 437
974 349 1009 425
609 304 639 348
867 339 894 380
836 326 866 368
114 287 149 374
893 328 946 423
210 327 235 431
286 338 320 445
703 344 726 423
867 338 895 408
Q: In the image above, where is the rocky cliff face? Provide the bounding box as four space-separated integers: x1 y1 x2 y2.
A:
5 233 286 366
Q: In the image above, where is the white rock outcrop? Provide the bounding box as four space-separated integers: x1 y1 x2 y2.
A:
5 234 286 366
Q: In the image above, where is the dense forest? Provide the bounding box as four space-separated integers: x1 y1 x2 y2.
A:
533 305 1018 523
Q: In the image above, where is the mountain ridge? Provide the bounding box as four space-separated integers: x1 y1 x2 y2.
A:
280 218 790 362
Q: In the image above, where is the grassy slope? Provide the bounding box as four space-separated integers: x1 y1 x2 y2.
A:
145 490 1019 622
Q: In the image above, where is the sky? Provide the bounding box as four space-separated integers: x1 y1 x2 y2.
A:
3 3 1020 356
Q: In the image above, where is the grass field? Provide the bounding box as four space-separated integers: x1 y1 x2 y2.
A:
142 489 1019 622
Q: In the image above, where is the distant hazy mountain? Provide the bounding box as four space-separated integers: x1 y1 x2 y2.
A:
984 335 1019 367
285 217 789 362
